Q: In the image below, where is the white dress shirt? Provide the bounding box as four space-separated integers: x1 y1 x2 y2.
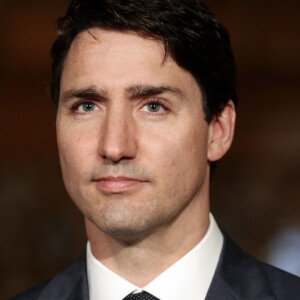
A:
87 214 223 300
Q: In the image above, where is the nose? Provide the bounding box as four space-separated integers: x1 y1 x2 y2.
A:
98 106 138 163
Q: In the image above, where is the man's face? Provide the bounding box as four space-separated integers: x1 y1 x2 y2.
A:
57 29 213 239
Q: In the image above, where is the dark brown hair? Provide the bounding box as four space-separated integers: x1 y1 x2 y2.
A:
51 0 237 122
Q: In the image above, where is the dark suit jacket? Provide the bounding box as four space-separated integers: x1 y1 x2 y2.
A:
10 234 300 300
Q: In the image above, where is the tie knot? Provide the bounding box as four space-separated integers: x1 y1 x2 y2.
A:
123 291 159 300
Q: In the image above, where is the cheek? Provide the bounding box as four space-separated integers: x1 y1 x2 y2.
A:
142 121 209 184
57 123 98 179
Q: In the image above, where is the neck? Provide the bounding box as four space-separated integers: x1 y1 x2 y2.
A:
85 196 210 287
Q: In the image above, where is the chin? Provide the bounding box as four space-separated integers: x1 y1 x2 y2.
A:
90 207 164 243
104 226 156 244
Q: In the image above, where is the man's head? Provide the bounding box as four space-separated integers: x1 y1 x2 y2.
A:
51 0 237 123
54 0 236 242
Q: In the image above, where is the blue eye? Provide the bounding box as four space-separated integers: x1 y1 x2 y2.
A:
141 101 165 113
76 102 99 113
147 103 161 112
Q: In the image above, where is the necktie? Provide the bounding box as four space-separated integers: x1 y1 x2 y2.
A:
123 291 159 300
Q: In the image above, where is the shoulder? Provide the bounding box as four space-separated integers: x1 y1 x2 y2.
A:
262 262 300 298
9 255 88 300
9 279 51 300
210 232 300 299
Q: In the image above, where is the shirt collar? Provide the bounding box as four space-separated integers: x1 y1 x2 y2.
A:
87 242 136 300
87 213 223 300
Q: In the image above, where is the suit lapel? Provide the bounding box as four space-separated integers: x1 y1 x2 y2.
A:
205 275 236 300
66 268 89 300
205 233 275 300
66 259 89 300
37 254 89 300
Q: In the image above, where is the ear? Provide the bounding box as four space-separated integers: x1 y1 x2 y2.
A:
207 100 236 162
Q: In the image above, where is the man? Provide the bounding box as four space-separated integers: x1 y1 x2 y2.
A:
11 0 300 299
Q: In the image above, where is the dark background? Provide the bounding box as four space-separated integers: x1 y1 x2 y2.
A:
1 0 300 298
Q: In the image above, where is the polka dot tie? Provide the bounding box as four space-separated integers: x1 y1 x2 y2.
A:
123 291 159 300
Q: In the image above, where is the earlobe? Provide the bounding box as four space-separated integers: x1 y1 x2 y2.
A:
207 100 236 162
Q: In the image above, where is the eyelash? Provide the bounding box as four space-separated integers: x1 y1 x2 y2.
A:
70 100 97 112
70 98 169 114
141 99 168 113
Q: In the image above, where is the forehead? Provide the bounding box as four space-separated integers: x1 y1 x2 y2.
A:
60 28 201 100
69 28 165 64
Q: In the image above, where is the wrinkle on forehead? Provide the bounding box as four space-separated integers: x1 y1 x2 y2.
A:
60 28 202 108
74 27 171 66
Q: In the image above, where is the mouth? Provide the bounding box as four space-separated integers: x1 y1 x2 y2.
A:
93 176 146 193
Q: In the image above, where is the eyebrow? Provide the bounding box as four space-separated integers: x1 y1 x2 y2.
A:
60 86 107 103
125 85 185 99
60 84 185 103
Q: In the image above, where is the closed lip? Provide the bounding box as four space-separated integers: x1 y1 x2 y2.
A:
93 176 146 193
94 176 145 182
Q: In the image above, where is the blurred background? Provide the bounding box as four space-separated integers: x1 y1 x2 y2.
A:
1 0 299 298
